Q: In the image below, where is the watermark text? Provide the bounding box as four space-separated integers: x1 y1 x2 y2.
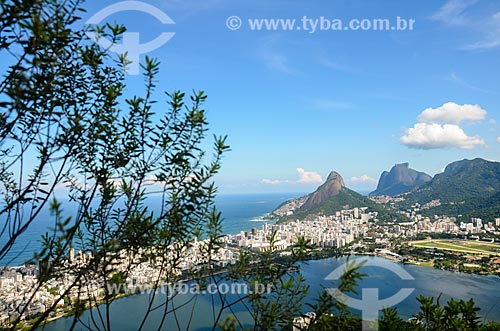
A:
227 16 416 33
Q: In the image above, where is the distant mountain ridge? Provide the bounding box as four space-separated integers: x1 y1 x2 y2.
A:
390 158 500 220
370 163 431 196
272 158 500 222
406 158 500 200
272 171 407 222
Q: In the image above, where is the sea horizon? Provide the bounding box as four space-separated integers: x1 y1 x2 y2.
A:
0 192 302 267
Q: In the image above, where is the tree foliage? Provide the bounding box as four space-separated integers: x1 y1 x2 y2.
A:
1 1 500 331
0 0 229 330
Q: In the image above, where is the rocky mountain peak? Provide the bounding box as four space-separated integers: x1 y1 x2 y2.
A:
370 163 431 196
326 171 345 186
300 171 345 211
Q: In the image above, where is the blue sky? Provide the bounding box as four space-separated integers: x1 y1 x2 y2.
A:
39 0 500 193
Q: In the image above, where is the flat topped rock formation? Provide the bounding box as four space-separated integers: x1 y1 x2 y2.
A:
370 163 431 196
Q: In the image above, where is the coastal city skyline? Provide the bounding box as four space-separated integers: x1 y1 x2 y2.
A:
72 0 500 194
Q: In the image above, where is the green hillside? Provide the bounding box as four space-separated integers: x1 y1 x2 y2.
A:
401 158 500 219
282 188 408 222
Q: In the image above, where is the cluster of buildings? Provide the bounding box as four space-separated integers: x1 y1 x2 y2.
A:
0 240 240 327
402 205 500 237
0 265 39 325
223 207 374 251
460 217 500 234
0 207 377 327
1 200 500 327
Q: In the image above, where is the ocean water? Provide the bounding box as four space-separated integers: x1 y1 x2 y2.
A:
0 193 301 267
213 193 302 235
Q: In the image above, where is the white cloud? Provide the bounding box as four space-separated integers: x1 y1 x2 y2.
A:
296 168 323 184
417 102 487 124
318 55 359 74
261 168 323 186
261 178 288 185
257 35 295 74
350 175 377 184
262 52 293 74
400 123 485 150
497 137 500 143
430 0 500 50
401 102 488 150
466 38 500 50
490 119 497 125
464 11 500 50
449 72 497 95
430 0 477 26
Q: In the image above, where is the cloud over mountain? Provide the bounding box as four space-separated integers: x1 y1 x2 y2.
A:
261 168 323 185
350 175 377 184
401 123 485 150
296 168 323 184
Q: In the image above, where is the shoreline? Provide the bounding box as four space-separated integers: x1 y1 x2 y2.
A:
19 251 499 330
4 231 500 329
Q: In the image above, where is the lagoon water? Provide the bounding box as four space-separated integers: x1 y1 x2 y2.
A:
40 256 500 331
301 257 500 323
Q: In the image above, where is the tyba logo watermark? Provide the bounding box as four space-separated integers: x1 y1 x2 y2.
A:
86 1 175 75
325 258 415 331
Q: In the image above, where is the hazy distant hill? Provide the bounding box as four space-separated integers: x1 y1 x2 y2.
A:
370 163 431 197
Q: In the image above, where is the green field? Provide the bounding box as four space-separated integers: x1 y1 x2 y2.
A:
410 239 500 256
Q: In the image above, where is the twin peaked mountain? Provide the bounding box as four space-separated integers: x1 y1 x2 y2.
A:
272 158 500 221
273 170 391 220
